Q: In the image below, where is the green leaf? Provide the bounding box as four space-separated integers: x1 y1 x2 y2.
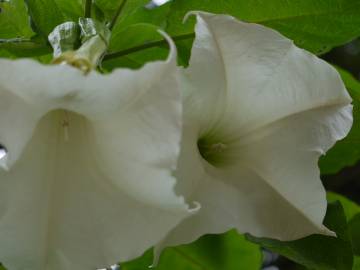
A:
247 202 354 270
158 232 262 270
349 214 360 256
327 192 360 221
25 0 65 38
104 23 168 70
94 0 148 22
104 1 195 69
164 0 360 64
0 36 51 57
112 1 171 30
0 0 34 38
121 231 262 270
109 23 162 52
354 256 360 270
120 249 153 270
320 67 360 174
336 67 360 101
102 1 176 69
54 0 83 21
0 48 14 58
327 193 360 266
91 2 106 22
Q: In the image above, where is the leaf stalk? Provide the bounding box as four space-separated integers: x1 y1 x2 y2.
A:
84 0 92 17
103 32 195 61
108 0 128 30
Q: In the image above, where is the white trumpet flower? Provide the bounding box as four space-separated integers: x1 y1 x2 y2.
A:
157 12 353 252
0 37 193 270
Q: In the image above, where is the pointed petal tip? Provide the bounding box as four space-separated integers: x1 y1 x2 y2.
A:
183 11 246 28
183 10 216 23
156 29 177 63
320 225 337 237
168 198 201 214
188 201 201 214
183 11 197 23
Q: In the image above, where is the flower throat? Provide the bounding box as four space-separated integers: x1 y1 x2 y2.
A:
197 137 228 167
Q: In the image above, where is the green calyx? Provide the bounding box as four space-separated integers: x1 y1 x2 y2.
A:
48 22 80 57
48 18 111 73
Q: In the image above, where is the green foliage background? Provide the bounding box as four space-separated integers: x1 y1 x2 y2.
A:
0 0 360 269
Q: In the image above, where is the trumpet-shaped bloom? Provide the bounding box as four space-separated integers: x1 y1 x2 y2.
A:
157 12 353 251
0 38 192 270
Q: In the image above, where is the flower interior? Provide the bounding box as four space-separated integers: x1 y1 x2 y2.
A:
197 135 230 167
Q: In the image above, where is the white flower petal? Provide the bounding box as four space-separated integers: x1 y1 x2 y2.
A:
81 45 186 208
0 81 43 168
0 112 188 270
162 104 351 249
157 12 353 251
0 58 86 168
182 12 351 139
0 35 185 208
0 37 191 269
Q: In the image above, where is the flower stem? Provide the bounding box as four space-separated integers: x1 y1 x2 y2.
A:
103 32 195 61
108 0 128 30
84 0 92 18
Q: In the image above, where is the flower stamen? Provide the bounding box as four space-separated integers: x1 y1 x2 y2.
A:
61 111 70 142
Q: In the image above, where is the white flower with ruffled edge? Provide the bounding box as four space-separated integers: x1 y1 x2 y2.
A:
0 32 195 270
156 12 353 254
